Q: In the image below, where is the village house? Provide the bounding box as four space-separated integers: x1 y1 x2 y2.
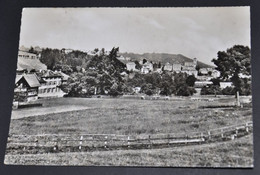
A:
181 67 198 77
14 74 41 102
36 70 66 98
172 64 182 73
181 58 198 77
164 62 173 71
199 68 209 75
184 58 197 68
126 62 137 71
220 82 233 89
141 62 153 74
194 81 213 88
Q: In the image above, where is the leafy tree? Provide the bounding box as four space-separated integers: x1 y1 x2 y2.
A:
158 62 161 68
141 83 156 96
212 45 251 94
134 61 142 70
186 75 196 87
201 85 222 95
40 48 62 70
221 86 235 95
176 84 196 96
211 78 220 86
174 73 196 96
142 59 147 64
28 46 38 54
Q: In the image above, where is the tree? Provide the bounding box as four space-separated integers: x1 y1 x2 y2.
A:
158 62 162 68
211 78 220 86
201 85 222 95
134 61 142 70
141 83 156 96
186 75 196 87
142 59 147 64
28 46 37 54
176 84 196 96
212 45 251 94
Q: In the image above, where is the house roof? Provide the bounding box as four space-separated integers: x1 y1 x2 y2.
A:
16 74 41 87
58 71 70 81
38 70 62 78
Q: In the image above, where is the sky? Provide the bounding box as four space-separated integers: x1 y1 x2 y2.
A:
19 7 250 65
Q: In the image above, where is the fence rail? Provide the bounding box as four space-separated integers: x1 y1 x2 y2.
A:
6 121 253 154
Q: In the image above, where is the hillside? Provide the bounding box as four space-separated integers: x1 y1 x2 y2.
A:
120 52 214 68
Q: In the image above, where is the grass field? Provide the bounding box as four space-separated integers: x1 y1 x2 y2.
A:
6 96 253 167
9 97 252 135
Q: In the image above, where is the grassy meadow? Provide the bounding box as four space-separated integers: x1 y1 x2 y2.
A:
9 97 252 136
5 96 253 167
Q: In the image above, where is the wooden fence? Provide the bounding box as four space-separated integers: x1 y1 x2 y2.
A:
6 121 253 154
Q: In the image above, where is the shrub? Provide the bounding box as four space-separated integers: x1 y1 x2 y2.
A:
201 85 222 95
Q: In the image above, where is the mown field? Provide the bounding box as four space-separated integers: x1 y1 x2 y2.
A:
5 96 253 167
5 134 253 167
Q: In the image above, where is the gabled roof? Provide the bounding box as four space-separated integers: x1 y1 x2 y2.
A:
15 74 41 87
58 71 70 81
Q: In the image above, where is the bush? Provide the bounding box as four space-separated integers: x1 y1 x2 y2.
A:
186 75 196 87
201 85 222 95
176 84 196 96
222 86 235 95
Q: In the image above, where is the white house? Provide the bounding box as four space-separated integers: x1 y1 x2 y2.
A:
126 62 136 71
220 82 233 89
141 62 153 74
164 62 172 71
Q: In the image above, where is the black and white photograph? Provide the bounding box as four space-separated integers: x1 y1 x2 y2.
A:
4 7 253 167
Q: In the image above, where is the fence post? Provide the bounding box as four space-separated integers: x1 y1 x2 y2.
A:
104 136 108 148
246 123 249 133
221 129 224 138
79 135 83 150
127 136 130 148
148 135 151 148
235 128 238 135
208 131 211 140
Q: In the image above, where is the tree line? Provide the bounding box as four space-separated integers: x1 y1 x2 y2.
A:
37 45 251 97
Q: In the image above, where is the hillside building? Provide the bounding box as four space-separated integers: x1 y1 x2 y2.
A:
126 62 136 71
17 50 47 72
141 62 153 74
172 64 182 73
14 74 41 102
36 70 66 98
164 62 172 71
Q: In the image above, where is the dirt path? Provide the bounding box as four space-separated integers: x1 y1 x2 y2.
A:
11 105 91 119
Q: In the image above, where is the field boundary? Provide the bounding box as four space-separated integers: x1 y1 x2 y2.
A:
6 121 253 154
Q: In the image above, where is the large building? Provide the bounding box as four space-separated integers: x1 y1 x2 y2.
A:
17 50 47 72
37 70 66 98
